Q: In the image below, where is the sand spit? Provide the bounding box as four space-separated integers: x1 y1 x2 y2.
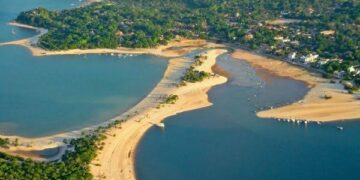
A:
0 22 225 161
232 49 360 122
90 49 228 180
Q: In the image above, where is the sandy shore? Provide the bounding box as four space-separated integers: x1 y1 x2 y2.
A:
232 49 360 122
0 22 225 160
0 22 222 58
90 49 227 180
0 48 226 162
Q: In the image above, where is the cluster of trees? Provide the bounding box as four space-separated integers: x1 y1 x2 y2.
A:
0 138 9 148
163 94 179 104
0 133 105 179
182 66 211 83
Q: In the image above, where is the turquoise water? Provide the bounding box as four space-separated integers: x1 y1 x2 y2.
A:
0 0 168 137
0 0 82 42
136 54 360 180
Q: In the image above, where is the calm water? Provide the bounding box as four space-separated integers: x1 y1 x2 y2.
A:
0 0 83 42
136 54 360 180
0 0 168 137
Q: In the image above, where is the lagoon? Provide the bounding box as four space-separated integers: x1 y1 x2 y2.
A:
0 0 168 137
135 54 360 180
0 45 167 137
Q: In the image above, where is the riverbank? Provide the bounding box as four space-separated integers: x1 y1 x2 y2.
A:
0 22 222 58
89 49 228 180
232 49 360 122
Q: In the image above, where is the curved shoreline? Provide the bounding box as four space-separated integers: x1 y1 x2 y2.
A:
1 20 360 180
0 22 224 160
89 49 228 180
0 22 222 58
232 49 360 122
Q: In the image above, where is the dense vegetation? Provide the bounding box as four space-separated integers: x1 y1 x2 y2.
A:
16 0 359 81
0 133 105 179
16 0 359 60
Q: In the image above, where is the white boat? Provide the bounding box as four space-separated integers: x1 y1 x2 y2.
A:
11 29 16 35
337 126 344 131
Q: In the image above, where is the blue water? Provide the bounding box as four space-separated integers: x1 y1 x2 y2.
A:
0 0 168 137
0 0 83 42
136 54 360 180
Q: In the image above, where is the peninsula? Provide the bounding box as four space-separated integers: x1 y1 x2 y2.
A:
0 0 359 179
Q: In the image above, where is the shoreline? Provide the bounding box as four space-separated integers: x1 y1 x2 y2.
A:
1 20 360 179
0 22 223 58
232 49 360 122
0 22 224 161
89 49 228 180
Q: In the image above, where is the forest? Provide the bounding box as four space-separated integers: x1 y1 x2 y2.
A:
0 133 106 179
15 0 359 68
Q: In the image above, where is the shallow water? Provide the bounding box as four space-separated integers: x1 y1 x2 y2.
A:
0 0 83 42
136 54 360 180
0 46 167 137
0 0 168 137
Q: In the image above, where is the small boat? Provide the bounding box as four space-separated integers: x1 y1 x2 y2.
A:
337 126 344 131
304 121 308 125
317 121 321 125
11 29 16 35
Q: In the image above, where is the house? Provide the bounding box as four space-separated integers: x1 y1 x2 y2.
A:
348 66 360 75
274 36 291 43
317 58 330 66
115 30 124 37
288 52 297 60
300 53 319 64
329 58 343 63
333 71 346 79
244 33 254 40
320 30 335 36
290 40 299 46
348 66 355 73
